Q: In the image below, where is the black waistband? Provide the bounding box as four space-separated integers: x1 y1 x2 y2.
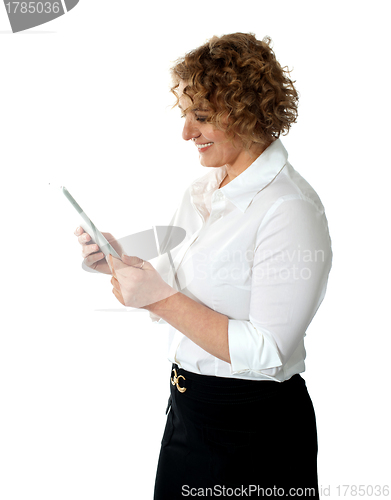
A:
170 363 305 404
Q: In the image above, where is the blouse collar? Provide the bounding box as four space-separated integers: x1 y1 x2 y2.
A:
190 138 288 213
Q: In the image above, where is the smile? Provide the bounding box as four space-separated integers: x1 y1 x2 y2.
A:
196 142 213 151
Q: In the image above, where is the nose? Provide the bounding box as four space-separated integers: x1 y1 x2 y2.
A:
182 116 200 142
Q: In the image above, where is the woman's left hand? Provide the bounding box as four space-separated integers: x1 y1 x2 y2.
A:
107 254 176 309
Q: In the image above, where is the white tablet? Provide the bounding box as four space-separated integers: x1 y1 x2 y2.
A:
62 186 121 259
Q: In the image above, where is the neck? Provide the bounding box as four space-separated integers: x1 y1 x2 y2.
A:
222 140 272 186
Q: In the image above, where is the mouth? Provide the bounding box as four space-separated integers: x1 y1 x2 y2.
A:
195 142 213 153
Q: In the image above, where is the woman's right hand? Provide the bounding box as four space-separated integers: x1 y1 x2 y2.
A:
74 227 116 275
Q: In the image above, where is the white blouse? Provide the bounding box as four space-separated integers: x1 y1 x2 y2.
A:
152 139 332 381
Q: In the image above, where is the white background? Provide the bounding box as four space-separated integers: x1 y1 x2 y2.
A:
1 1 390 499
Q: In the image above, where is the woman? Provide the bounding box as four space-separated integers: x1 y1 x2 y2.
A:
75 33 332 498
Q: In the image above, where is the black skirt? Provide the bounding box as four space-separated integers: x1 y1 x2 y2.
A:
154 364 319 499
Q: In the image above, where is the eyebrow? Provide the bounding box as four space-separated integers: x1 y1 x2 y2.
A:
178 105 208 113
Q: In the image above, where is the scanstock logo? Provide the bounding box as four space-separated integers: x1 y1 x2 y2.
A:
3 0 79 32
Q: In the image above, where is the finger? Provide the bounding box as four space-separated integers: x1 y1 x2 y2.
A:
110 276 121 292
75 226 87 236
107 254 116 277
112 287 125 306
107 253 131 273
84 251 105 267
78 233 91 245
121 254 144 268
81 243 100 259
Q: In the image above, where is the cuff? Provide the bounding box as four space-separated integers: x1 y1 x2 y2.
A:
228 320 283 374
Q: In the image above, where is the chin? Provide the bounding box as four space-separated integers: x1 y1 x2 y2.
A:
200 158 221 169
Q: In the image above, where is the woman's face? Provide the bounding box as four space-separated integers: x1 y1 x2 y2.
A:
178 80 250 171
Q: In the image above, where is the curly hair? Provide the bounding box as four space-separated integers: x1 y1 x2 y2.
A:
170 33 299 147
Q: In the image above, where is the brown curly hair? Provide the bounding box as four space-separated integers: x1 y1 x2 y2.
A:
171 33 299 147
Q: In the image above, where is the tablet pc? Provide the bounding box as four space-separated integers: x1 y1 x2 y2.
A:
62 186 121 259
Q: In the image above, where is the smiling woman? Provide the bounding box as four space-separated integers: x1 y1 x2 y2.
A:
150 33 331 499
75 32 332 500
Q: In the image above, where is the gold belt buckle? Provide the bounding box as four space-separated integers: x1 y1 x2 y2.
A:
171 368 187 393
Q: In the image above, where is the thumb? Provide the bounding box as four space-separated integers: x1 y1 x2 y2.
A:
106 253 123 276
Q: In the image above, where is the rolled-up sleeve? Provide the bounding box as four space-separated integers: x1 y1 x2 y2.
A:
228 196 332 375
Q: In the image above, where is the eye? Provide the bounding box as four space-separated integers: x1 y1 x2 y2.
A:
194 113 209 123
